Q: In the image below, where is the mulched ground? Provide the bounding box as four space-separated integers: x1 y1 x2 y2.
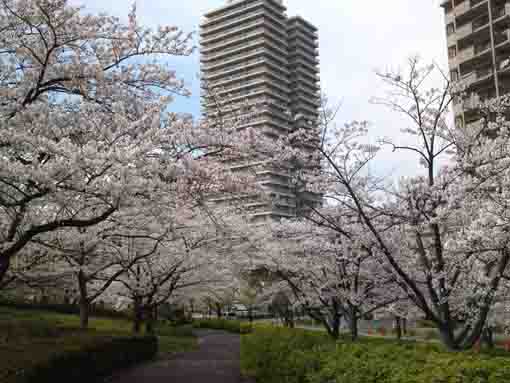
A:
107 329 254 383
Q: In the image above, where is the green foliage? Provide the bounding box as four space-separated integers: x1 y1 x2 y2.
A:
241 327 331 383
241 326 510 383
0 299 128 319
0 307 196 383
157 323 194 337
416 319 436 328
193 318 253 334
20 336 158 383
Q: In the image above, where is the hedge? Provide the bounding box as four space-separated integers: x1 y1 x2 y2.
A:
17 335 158 383
0 299 128 319
193 318 252 334
241 326 510 383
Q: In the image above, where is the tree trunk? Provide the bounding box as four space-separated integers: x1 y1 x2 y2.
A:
402 318 407 335
145 306 155 335
349 316 359 341
215 303 222 318
77 270 89 329
133 298 143 334
79 299 90 329
482 327 494 349
438 325 461 351
0 256 10 288
395 316 402 340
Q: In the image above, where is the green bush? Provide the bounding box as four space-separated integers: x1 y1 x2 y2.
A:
241 326 510 383
241 327 333 383
416 319 436 328
157 323 194 337
18 336 158 383
0 299 128 319
193 318 252 334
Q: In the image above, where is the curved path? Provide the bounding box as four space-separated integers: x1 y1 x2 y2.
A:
108 329 254 383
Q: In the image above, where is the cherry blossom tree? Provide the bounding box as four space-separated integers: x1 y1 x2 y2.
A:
268 57 510 350
0 0 192 284
252 220 402 340
0 0 269 293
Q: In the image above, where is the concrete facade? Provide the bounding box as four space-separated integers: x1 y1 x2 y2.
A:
442 0 510 127
200 0 320 220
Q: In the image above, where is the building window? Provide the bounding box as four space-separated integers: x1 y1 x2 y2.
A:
448 46 457 59
450 69 459 81
446 23 455 36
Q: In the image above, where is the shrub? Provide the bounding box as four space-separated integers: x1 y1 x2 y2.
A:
416 319 436 328
193 319 252 334
0 299 128 319
241 327 333 383
241 327 510 383
18 336 158 383
157 323 194 337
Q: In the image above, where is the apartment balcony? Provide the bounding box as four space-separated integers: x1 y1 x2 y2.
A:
472 13 489 31
291 83 319 98
215 77 290 97
454 0 488 19
292 101 319 116
290 58 319 74
294 68 320 85
203 46 290 71
205 87 289 109
201 10 266 36
456 45 474 64
202 39 265 63
201 20 264 44
204 58 290 81
208 68 289 89
201 1 265 27
457 66 493 89
289 41 319 58
495 29 510 47
453 93 481 115
201 29 264 52
456 21 473 41
492 3 510 22
288 29 319 47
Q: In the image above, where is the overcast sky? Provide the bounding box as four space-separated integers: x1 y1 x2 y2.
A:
76 0 450 178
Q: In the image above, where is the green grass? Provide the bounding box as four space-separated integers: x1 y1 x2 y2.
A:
0 306 197 382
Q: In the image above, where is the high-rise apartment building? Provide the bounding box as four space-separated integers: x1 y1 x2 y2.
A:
200 0 320 221
441 0 510 127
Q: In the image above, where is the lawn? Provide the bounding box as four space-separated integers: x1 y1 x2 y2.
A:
0 306 197 383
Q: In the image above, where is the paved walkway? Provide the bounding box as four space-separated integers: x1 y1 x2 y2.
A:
108 329 254 383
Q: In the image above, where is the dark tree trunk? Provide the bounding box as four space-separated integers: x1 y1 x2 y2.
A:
324 312 341 339
77 270 89 329
145 306 155 335
402 318 407 335
79 300 90 329
215 303 222 318
482 327 494 349
0 256 10 288
349 316 359 341
438 325 461 351
133 298 143 334
395 316 402 340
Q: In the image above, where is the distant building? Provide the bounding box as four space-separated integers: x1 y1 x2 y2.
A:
200 0 321 221
441 0 510 128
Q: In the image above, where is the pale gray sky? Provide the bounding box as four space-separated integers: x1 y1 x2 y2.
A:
76 0 450 177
